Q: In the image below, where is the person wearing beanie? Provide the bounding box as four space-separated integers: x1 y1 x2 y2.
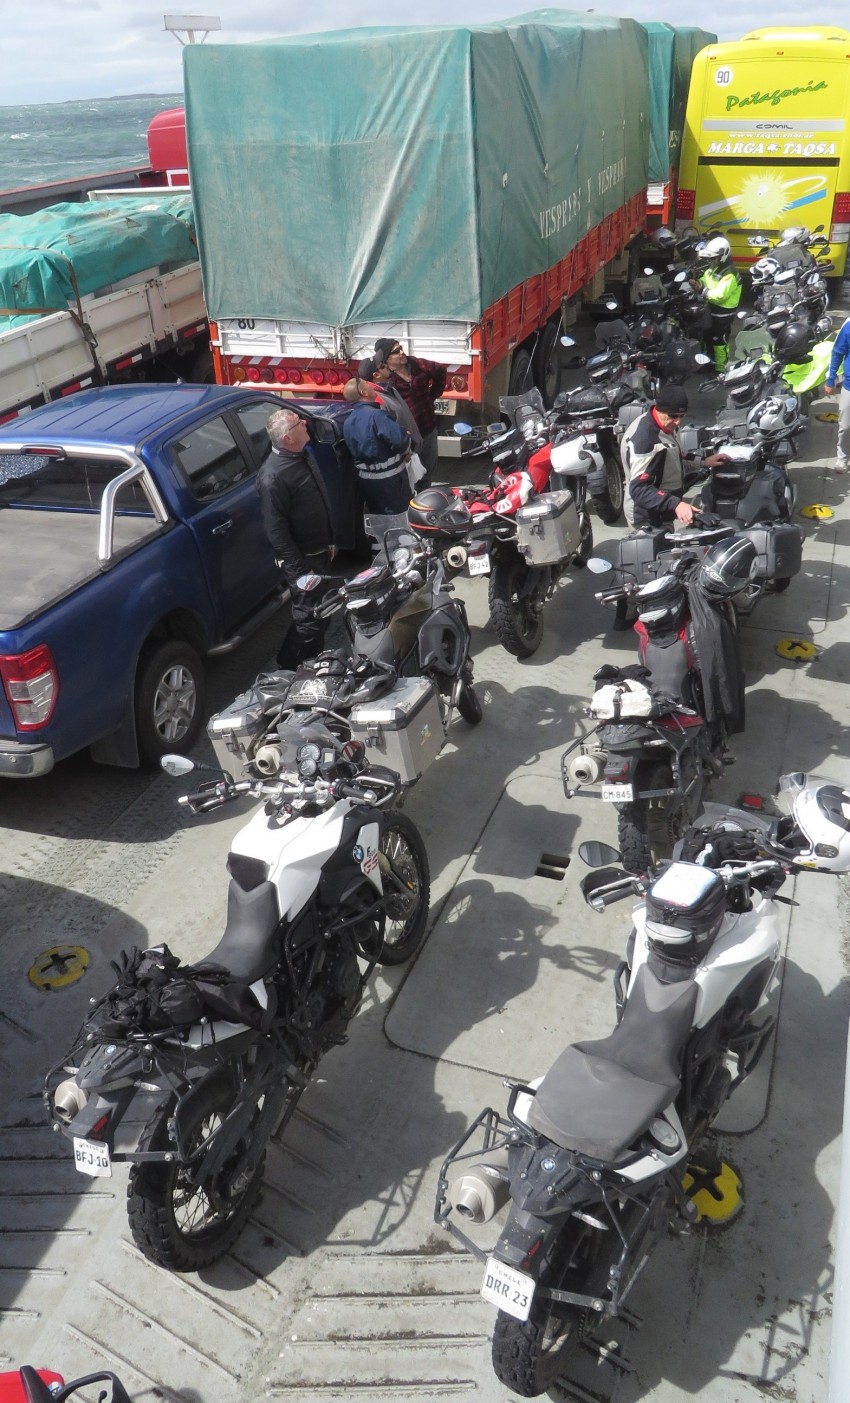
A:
372 337 446 484
620 384 696 530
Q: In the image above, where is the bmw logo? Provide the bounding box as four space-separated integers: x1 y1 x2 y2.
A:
353 845 364 862
541 1157 556 1172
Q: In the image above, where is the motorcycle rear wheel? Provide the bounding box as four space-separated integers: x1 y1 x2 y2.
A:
491 1234 596 1397
377 810 431 965
591 454 625 525
617 761 678 874
489 559 546 658
127 1072 265 1271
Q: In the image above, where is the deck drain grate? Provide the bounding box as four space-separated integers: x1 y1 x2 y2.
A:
535 852 570 881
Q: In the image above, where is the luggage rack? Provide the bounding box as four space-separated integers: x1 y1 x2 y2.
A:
433 1088 537 1260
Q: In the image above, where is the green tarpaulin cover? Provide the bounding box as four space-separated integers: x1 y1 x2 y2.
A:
0 196 197 329
185 11 649 326
645 23 715 183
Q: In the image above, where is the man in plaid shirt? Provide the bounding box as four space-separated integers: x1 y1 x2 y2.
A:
373 338 447 484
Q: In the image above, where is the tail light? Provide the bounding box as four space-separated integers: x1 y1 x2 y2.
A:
274 368 290 384
831 192 850 243
676 188 695 222
288 369 303 384
0 644 59 730
246 366 262 383
232 365 247 383
450 375 468 393
313 370 326 385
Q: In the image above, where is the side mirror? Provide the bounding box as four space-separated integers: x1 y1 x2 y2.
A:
295 572 323 591
674 270 688 283
586 557 614 575
310 417 338 445
560 335 576 347
454 422 474 436
161 754 195 777
642 266 655 276
579 841 624 868
694 352 712 366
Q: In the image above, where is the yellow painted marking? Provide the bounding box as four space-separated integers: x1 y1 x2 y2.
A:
28 944 90 991
683 1160 743 1226
816 411 839 422
801 504 834 520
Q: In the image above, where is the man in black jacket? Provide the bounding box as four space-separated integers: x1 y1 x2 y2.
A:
257 409 337 669
621 384 695 529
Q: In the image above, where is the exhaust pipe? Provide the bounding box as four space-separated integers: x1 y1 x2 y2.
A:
566 752 604 787
53 1078 88 1125
253 744 282 775
449 1149 510 1224
445 545 468 570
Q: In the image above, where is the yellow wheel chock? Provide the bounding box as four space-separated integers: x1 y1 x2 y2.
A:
775 638 818 662
682 1160 743 1225
801 504 834 520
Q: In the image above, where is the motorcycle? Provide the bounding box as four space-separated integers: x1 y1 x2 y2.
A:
442 390 594 658
434 773 850 1398
45 727 430 1271
0 1367 129 1403
561 535 749 872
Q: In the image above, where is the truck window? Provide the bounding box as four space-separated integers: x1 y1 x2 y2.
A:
0 452 153 513
170 417 252 501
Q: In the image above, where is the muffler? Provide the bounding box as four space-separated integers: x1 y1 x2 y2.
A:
566 751 604 787
53 1078 88 1125
445 545 468 570
449 1148 510 1224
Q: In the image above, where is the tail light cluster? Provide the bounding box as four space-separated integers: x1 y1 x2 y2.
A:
0 644 59 730
831 192 850 244
676 188 696 223
231 363 351 390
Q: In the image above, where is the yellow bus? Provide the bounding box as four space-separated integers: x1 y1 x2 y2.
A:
677 28 850 275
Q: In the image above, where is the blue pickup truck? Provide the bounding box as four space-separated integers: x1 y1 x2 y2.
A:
0 384 355 778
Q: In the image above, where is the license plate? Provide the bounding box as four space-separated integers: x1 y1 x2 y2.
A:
481 1257 535 1321
467 551 491 577
434 398 456 416
602 783 634 803
73 1136 112 1178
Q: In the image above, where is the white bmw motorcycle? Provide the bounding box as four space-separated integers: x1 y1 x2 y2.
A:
435 773 850 1397
47 722 429 1271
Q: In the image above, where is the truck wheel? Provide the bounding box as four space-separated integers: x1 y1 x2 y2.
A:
508 347 534 397
135 640 206 767
534 320 562 408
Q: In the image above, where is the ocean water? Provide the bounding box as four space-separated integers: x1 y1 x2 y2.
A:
0 94 183 191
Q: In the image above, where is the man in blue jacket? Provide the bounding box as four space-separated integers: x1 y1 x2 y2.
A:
342 378 413 514
823 316 850 473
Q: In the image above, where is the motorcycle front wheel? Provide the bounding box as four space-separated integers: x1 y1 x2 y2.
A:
456 661 484 725
591 454 625 525
377 810 431 966
127 1071 265 1271
489 559 546 658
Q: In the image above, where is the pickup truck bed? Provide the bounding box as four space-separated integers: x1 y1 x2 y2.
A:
0 511 162 630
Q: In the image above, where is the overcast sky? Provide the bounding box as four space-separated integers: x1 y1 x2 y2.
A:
1 1 846 106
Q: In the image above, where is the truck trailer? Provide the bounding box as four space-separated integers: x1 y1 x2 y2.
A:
185 13 712 439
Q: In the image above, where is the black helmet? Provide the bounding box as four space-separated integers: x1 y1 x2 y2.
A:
773 320 812 364
698 533 758 597
407 487 471 538
635 573 687 632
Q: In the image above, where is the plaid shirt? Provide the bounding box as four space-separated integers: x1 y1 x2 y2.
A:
385 356 447 436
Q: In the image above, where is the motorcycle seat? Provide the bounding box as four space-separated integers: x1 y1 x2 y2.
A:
199 880 280 981
528 965 698 1162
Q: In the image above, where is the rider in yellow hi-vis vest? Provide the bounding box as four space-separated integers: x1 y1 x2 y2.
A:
697 236 742 369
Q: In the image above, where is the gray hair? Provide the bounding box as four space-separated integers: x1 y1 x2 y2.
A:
267 408 303 451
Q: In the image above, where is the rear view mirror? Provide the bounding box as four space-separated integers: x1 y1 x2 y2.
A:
586 557 614 575
454 422 474 435
161 754 195 777
310 417 338 445
694 353 712 366
579 841 623 868
295 572 323 591
560 335 576 347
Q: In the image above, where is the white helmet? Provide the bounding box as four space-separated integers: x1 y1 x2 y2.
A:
750 255 780 287
768 773 850 872
698 235 732 266
746 395 800 439
777 226 810 246
549 433 604 478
